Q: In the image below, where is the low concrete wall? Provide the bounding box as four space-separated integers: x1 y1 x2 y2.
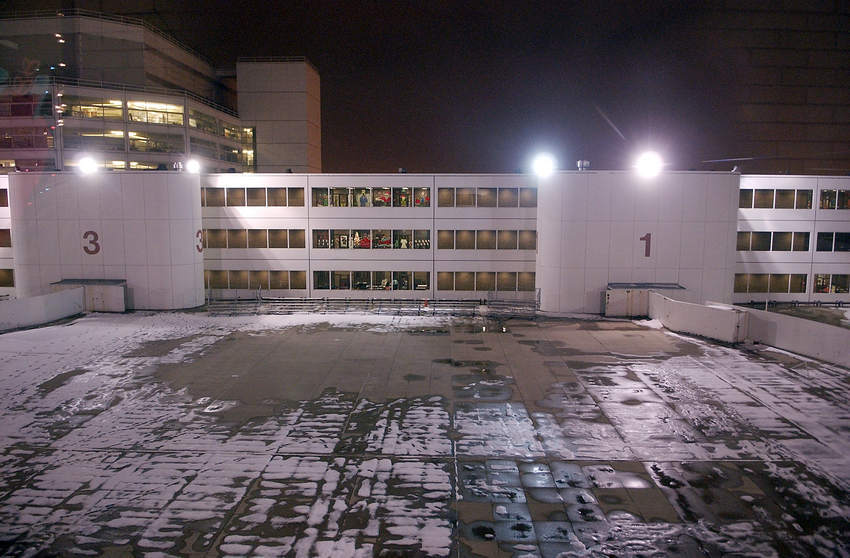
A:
741 306 850 368
649 292 747 344
0 288 85 333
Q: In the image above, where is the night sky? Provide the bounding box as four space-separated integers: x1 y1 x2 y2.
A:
11 1 742 173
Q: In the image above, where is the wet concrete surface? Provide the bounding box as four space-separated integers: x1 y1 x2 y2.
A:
0 313 848 556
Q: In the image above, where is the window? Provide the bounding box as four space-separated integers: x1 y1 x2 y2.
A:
455 230 475 249
774 190 795 209
772 232 792 251
63 95 123 120
497 272 517 291
394 230 412 249
749 274 769 293
127 100 183 125
518 230 537 250
476 272 495 291
477 188 497 207
796 190 812 209
247 188 266 206
270 271 289 289
414 230 430 249
393 271 411 290
204 188 225 207
815 274 831 293
769 274 789 293
437 230 454 250
0 269 11 288
353 271 371 290
518 272 535 291
290 271 307 289
332 271 351 290
414 272 430 290
455 272 475 291
820 189 837 209
499 188 519 207
372 188 391 207
833 275 849 293
331 187 350 207
754 190 774 208
414 188 430 207
751 232 771 251
289 230 306 248
789 274 807 293
792 232 809 251
816 274 849 293
312 188 329 207
268 229 288 248
456 188 475 207
437 188 454 207
250 271 269 290
2 127 56 149
226 188 245 207
520 188 538 207
188 109 218 134
437 272 454 290
392 187 411 207
839 190 850 209
0 229 9 247
373 271 391 290
313 230 330 249
352 229 371 249
733 274 748 293
332 229 350 249
0 189 7 207
736 232 751 251
373 229 392 249
128 130 183 152
835 233 850 252
208 270 228 289
190 136 217 159
352 189 371 207
314 271 330 290
738 189 753 208
248 229 267 248
498 230 517 250
476 230 496 249
268 188 286 206
816 232 834 252
288 188 305 206
227 229 247 248
229 270 249 289
206 229 227 248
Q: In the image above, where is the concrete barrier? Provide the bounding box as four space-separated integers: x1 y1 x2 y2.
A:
740 306 850 368
648 292 747 344
0 288 85 333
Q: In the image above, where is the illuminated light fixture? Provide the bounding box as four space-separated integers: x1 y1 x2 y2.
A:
185 159 201 173
635 151 663 179
78 156 98 174
58 62 66 67
531 152 557 179
58 39 65 43
56 93 63 97
54 33 62 38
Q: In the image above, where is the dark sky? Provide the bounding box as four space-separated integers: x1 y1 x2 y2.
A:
13 1 741 172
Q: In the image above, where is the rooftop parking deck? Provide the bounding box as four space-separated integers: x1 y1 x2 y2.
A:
0 312 848 556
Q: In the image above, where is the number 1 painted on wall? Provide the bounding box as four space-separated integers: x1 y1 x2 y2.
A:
639 233 651 257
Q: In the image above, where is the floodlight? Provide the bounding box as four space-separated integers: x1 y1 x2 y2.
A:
532 153 557 179
78 156 98 174
635 151 663 179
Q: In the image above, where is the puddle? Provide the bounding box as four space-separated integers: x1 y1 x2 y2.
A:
37 368 88 394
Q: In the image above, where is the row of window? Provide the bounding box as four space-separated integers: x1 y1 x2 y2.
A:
0 94 51 118
313 187 431 207
202 187 306 207
205 270 306 290
437 230 537 250
204 229 306 249
739 188 850 210
737 231 810 251
816 232 850 252
734 273 808 293
814 274 850 294
314 271 431 290
0 128 54 149
436 271 536 291
312 229 430 249
437 187 537 208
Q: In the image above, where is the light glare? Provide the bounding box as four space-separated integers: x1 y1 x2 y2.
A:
78 156 97 174
186 159 201 173
532 153 557 178
635 151 663 178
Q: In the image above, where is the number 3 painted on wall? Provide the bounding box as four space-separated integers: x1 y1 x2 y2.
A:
83 230 100 255
196 230 204 253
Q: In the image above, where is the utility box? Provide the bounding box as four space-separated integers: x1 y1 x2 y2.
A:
603 283 685 318
51 279 127 312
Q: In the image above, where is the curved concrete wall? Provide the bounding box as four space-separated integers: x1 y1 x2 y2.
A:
10 172 204 310
536 171 740 313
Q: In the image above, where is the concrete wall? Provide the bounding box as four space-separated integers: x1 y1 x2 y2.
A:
0 287 83 333
537 171 740 314
9 172 204 310
742 306 850 368
0 176 12 299
649 292 747 344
